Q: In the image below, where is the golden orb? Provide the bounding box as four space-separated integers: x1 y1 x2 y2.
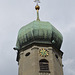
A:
35 5 40 10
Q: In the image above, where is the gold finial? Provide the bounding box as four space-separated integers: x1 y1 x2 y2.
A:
34 0 40 21
35 5 40 10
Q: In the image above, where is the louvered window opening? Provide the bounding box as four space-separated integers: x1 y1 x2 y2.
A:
39 59 49 72
40 62 49 71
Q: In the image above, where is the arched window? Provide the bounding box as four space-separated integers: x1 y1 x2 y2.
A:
39 59 49 71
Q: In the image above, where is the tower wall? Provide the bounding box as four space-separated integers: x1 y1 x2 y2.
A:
18 44 63 75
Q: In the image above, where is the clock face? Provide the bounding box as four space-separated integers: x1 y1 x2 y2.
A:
39 48 49 57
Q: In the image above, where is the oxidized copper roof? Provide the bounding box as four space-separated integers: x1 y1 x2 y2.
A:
16 20 63 50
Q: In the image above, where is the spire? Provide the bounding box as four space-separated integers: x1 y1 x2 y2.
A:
34 0 40 21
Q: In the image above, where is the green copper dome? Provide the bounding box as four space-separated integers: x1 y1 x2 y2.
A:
16 20 63 50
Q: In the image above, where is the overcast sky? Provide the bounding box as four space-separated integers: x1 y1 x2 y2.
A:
0 0 75 75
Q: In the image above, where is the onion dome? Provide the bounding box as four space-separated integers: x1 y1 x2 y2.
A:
15 20 63 50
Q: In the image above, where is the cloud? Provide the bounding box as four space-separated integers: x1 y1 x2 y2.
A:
63 59 75 75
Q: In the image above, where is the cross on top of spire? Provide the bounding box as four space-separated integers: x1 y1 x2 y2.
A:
34 0 40 5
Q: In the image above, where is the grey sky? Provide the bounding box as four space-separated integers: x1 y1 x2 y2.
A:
0 0 75 75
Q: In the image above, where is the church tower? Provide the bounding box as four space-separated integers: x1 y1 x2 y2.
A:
14 1 63 75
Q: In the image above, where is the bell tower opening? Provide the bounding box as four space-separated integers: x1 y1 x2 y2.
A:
39 59 49 72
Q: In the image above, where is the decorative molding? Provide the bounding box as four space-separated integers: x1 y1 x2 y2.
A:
31 47 39 50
